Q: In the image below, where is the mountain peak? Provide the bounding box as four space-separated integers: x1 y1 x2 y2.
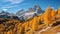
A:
34 4 38 8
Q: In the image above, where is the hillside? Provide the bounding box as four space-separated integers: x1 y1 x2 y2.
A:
0 6 60 34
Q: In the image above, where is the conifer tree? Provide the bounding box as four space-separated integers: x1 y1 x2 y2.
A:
51 10 56 20
31 16 38 31
58 6 60 17
43 6 52 26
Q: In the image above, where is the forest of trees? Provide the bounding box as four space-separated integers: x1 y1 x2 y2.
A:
0 6 60 34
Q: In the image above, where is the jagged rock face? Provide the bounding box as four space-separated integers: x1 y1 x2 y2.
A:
15 4 44 21
0 15 10 19
0 11 10 15
34 4 44 14
16 9 26 21
27 8 35 13
19 16 25 22
16 9 25 16
23 5 43 20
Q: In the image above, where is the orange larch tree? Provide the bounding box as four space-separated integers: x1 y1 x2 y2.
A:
43 6 52 26
31 16 39 31
57 6 60 17
51 10 56 20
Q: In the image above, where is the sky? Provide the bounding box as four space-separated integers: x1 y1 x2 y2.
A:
0 0 60 13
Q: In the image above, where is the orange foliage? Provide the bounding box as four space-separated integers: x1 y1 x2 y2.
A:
43 6 52 25
0 6 60 34
7 30 12 34
31 16 39 31
51 10 56 20
58 6 60 15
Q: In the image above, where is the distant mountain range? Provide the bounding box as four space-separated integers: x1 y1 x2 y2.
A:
0 4 44 22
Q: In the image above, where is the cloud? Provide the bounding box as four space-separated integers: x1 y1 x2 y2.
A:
2 5 18 9
2 8 7 11
2 3 28 9
4 0 24 4
3 0 24 6
1 0 24 10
